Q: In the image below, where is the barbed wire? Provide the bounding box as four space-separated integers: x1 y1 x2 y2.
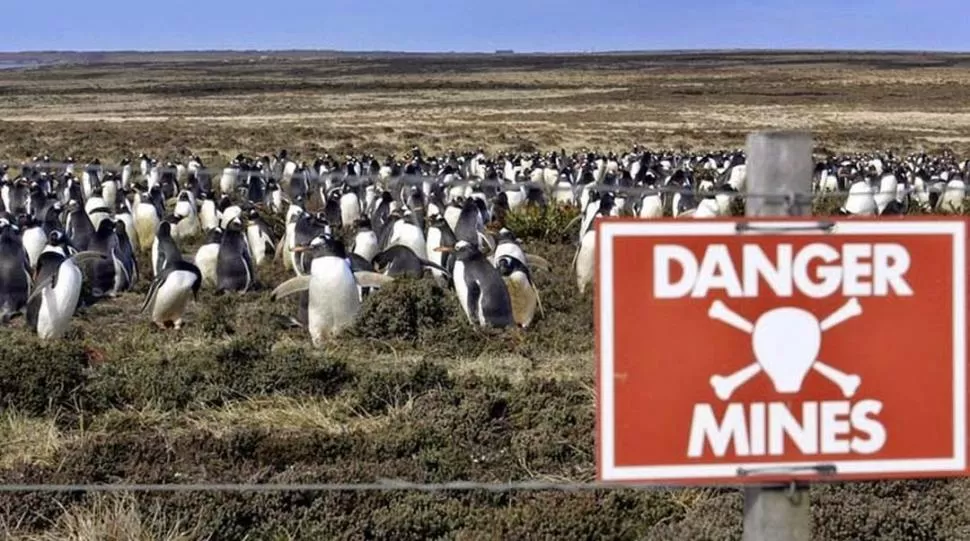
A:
4 160 967 202
0 480 690 493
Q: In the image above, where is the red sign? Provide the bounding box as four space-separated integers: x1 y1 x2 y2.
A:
595 217 968 485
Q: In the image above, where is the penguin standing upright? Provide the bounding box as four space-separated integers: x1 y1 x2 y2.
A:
133 187 160 251
151 220 183 278
216 216 256 292
198 192 220 232
26 249 107 340
496 255 543 328
350 217 379 263
141 259 202 329
271 234 391 346
425 213 457 287
194 227 223 287
86 219 121 297
437 240 514 328
114 220 138 288
244 208 275 267
171 190 201 240
0 221 31 322
65 200 95 252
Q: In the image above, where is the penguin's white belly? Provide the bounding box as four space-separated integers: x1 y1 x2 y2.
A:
340 194 360 226
452 261 476 325
353 232 379 263
576 230 596 294
220 171 236 195
37 263 82 340
173 213 200 240
246 225 268 266
307 258 360 345
504 272 537 328
639 195 663 218
134 204 159 251
102 182 118 209
151 237 162 277
389 224 427 260
195 244 220 286
23 228 47 269
152 270 197 323
200 204 219 232
444 207 461 232
506 188 526 210
425 227 448 285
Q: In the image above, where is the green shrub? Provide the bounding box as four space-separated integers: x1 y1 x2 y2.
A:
503 202 581 244
0 334 89 416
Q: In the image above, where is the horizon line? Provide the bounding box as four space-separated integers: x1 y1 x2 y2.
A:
3 47 970 56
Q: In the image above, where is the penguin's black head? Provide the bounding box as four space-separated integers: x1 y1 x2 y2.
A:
429 213 447 228
158 220 172 236
114 220 128 236
96 218 115 237
496 255 526 277
294 233 345 260
225 216 244 232
355 216 372 231
443 240 478 261
47 229 70 247
177 191 191 202
496 228 517 244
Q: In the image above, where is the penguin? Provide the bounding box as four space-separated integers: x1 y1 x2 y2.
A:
384 209 427 259
0 221 31 322
84 187 112 232
21 215 48 269
291 211 330 275
371 245 450 280
496 255 543 329
425 213 457 287
114 220 138 288
194 227 223 288
65 199 95 252
244 208 275 267
133 187 160 251
172 190 201 240
141 259 202 329
340 184 362 227
198 192 220 232
26 250 107 340
151 220 183 278
114 196 138 257
86 219 121 297
490 228 552 272
277 196 306 272
453 197 489 252
350 217 379 263
271 233 392 346
435 240 514 328
216 216 256 292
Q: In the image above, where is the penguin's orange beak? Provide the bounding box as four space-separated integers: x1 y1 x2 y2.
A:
434 246 453 253
292 245 310 253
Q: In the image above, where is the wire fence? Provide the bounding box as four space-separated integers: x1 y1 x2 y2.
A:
4 159 967 203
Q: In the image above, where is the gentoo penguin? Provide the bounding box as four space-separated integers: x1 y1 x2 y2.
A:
86 219 121 297
194 227 223 287
133 187 160 251
496 255 543 329
114 197 138 257
141 259 202 329
244 208 275 267
21 215 48 270
426 213 457 287
216 216 255 293
372 245 450 279
384 209 427 260
277 196 306 271
151 220 183 278
0 221 31 322
350 217 379 263
65 199 95 252
340 184 362 227
436 240 514 328
839 178 876 216
453 197 489 252
84 187 112 232
490 228 552 272
198 192 220 232
26 250 106 340
114 220 138 288
172 190 201 240
271 233 392 346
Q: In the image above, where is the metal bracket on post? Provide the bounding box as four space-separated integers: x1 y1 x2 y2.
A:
741 129 816 541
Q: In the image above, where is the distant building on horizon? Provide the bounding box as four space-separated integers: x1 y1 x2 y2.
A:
494 49 514 55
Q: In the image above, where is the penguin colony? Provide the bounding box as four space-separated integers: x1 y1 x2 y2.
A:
0 148 966 342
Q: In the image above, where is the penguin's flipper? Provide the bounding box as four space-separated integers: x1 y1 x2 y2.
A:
466 281 482 325
477 231 495 255
354 271 395 288
141 272 167 313
524 253 551 272
533 281 545 317
271 275 311 300
416 258 451 277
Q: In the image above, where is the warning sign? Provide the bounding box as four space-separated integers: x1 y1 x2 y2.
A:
595 217 968 484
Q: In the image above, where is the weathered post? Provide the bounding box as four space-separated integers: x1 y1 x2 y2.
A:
741 130 814 541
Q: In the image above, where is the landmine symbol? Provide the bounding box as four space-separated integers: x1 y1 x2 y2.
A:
708 298 864 400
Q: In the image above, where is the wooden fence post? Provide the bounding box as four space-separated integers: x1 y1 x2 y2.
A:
741 130 814 541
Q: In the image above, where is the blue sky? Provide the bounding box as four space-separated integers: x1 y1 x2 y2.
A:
4 0 968 52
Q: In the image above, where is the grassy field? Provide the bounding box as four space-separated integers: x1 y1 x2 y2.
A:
0 51 969 540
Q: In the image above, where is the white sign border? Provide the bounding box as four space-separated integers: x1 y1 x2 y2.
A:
598 219 966 481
